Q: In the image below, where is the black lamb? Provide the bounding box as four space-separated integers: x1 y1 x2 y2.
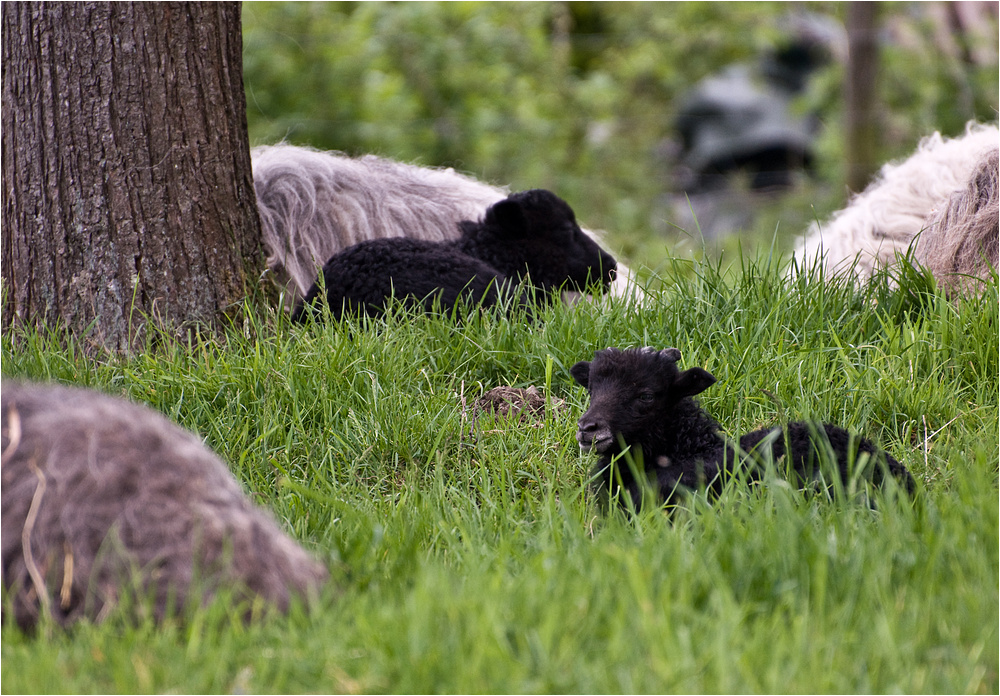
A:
291 189 617 322
570 347 916 512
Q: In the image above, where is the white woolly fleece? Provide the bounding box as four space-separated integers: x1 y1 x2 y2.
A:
792 122 999 279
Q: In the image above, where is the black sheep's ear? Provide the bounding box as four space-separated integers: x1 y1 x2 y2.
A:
486 198 528 237
674 367 716 397
570 361 591 388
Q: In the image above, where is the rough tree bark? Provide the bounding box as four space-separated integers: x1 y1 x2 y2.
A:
844 2 881 193
2 2 262 352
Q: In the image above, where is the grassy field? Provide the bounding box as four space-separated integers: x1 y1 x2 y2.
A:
2 253 997 694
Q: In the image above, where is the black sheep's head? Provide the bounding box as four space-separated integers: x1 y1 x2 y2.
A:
571 347 716 455
478 189 617 293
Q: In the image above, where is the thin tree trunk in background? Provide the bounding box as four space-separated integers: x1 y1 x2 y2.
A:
844 2 881 193
2 2 262 353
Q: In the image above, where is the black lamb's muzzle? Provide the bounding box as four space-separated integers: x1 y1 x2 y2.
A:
576 422 615 453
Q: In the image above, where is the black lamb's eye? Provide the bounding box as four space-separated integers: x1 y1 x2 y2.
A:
637 392 655 404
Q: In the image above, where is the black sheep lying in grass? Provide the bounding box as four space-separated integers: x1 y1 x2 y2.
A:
291 189 617 322
570 347 916 512
251 144 637 306
1 381 327 631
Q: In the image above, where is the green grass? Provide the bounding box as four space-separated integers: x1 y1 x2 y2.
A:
2 254 997 694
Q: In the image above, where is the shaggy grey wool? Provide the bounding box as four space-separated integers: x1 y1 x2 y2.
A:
914 147 999 295
2 381 327 631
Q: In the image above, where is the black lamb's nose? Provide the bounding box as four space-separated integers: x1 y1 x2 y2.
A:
578 416 600 433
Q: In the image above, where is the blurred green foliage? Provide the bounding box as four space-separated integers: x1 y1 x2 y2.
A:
242 2 998 258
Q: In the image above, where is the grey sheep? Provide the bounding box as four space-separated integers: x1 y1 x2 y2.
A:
2 381 327 631
914 147 999 295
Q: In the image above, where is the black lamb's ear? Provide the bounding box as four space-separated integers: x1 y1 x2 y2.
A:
570 361 592 388
486 197 528 236
674 367 716 397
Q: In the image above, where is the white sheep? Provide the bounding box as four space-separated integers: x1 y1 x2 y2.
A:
792 122 999 280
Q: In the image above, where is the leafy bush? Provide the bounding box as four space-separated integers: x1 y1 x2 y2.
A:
242 2 998 262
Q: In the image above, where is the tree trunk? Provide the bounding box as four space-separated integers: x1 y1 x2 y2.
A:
844 2 881 193
2 2 262 353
